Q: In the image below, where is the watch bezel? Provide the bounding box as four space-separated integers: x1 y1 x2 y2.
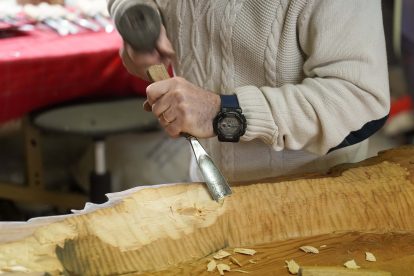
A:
213 108 247 142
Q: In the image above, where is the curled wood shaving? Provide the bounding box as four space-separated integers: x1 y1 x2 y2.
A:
233 269 249 274
248 260 256 264
214 250 231 260
230 256 242 267
285 260 300 275
207 260 216 272
320 245 326 248
344 260 360 269
366 252 376 262
233 248 256 256
217 264 230 275
1 266 31 273
300 246 319 254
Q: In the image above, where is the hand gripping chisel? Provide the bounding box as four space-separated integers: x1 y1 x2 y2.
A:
146 64 233 203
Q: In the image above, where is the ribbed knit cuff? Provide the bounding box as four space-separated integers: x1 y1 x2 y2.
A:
234 86 279 146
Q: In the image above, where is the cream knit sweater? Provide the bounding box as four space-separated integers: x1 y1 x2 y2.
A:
109 0 390 182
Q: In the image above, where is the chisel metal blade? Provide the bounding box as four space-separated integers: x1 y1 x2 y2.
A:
184 135 233 203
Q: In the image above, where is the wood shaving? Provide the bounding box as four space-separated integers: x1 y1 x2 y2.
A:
300 245 319 254
233 269 249 274
230 256 242 267
214 250 231 260
207 260 216 272
217 264 230 275
366 252 376 262
285 260 300 275
233 248 256 256
320 245 326 248
1 266 31 273
344 260 360 269
179 206 198 216
248 260 256 264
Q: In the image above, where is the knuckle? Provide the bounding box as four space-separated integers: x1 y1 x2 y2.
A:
175 77 185 83
171 77 185 87
172 89 185 102
177 102 187 113
172 77 180 84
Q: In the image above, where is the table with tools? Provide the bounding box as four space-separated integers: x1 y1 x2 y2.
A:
0 0 151 125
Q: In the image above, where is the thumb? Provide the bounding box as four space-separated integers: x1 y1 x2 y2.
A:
156 26 175 57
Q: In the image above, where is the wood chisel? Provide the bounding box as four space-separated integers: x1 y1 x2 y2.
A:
146 64 233 203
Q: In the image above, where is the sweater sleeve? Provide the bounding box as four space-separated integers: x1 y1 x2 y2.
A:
234 0 390 156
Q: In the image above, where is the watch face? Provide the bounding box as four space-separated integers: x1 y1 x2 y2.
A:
218 114 242 139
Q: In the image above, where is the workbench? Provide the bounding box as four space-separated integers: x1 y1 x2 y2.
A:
0 145 413 276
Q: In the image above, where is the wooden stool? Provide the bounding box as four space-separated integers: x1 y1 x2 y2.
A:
0 97 158 209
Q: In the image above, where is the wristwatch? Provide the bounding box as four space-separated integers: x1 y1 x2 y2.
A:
213 95 247 142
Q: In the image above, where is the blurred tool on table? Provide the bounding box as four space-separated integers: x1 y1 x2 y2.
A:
0 0 113 35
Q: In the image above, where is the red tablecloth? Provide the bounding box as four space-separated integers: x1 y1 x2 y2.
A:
0 26 151 125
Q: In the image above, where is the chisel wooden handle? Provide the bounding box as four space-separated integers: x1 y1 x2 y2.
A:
146 64 191 139
146 64 170 82
298 267 392 276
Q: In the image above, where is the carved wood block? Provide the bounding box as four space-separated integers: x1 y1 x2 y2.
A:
0 145 413 276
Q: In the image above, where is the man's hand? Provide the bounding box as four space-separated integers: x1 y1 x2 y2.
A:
119 26 175 82
145 77 221 139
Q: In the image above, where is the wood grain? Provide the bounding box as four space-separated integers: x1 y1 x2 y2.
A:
139 232 414 276
298 266 391 276
0 145 413 276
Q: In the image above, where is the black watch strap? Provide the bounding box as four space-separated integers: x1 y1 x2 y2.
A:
220 94 240 108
